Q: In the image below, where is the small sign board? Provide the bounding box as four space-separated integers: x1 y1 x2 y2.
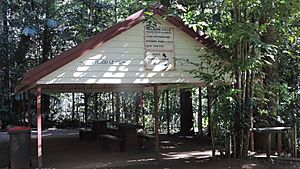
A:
145 27 174 51
144 51 174 71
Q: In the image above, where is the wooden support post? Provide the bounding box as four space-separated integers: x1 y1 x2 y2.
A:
277 132 282 156
154 84 160 160
27 90 32 128
166 90 170 135
36 86 42 168
266 133 271 158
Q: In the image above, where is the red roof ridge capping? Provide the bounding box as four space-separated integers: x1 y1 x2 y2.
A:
15 3 223 94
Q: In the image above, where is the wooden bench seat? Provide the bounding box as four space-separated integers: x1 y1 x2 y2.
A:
98 134 123 152
137 133 155 151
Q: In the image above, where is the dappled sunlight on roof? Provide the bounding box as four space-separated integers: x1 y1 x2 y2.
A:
73 72 85 77
118 66 128 71
77 66 89 71
161 150 212 160
108 66 117 71
89 54 103 60
103 72 125 78
57 73 66 77
97 78 122 83
133 79 150 83
85 79 97 83
126 158 155 163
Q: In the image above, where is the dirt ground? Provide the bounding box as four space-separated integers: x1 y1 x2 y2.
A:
1 129 300 169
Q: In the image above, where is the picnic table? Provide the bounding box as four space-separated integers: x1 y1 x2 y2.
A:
251 127 291 158
117 123 139 151
91 119 110 135
79 118 110 140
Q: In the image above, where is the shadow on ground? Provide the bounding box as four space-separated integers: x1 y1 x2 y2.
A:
1 130 300 169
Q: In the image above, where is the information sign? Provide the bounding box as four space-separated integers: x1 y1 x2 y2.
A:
144 51 174 71
145 27 174 50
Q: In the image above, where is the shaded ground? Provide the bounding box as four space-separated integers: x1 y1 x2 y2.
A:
1 129 300 168
104 158 300 169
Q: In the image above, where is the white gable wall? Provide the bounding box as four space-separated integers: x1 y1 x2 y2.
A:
38 16 209 85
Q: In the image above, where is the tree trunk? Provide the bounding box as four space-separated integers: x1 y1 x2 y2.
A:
72 93 75 126
76 94 79 125
99 93 103 116
41 0 53 62
160 91 166 131
41 0 53 125
208 86 215 157
198 87 203 135
111 92 115 122
243 70 251 158
115 93 121 123
134 93 140 125
94 93 98 118
262 24 279 114
207 87 212 137
41 94 50 128
84 93 88 127
142 92 145 130
166 90 170 135
122 93 128 120
249 72 255 152
1 0 10 112
179 88 194 135
234 70 243 158
114 0 118 23
232 0 243 159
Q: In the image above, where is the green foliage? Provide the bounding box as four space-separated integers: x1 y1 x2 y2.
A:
0 1 298 160
0 0 149 127
169 0 300 157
